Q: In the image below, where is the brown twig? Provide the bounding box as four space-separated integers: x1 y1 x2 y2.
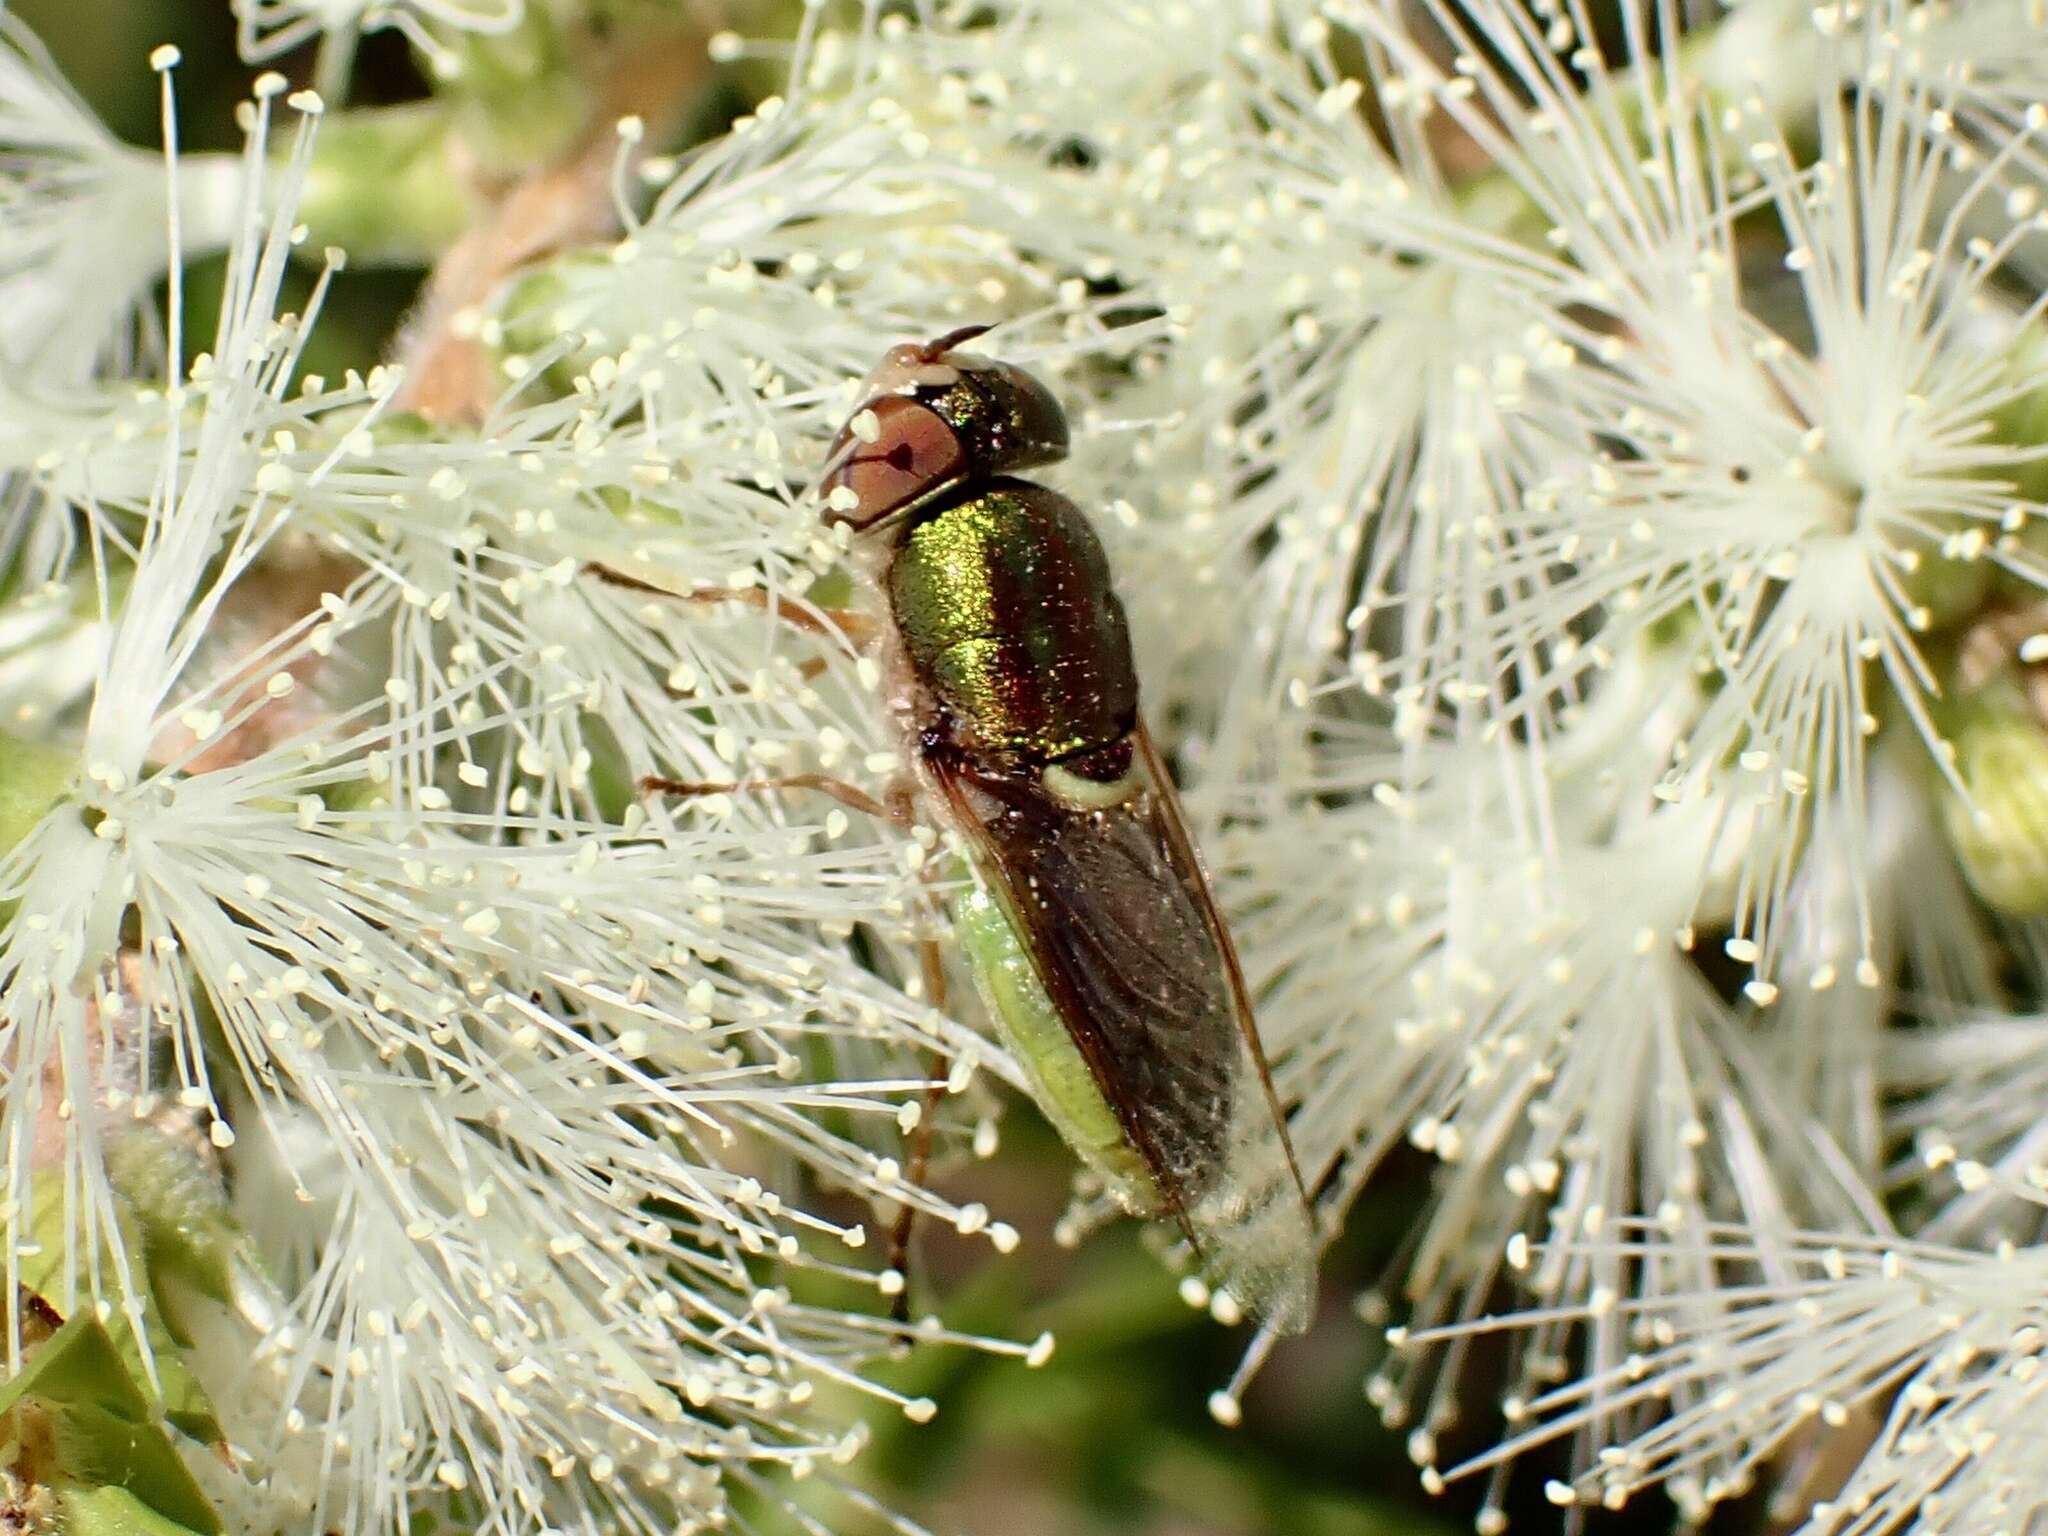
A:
392 24 711 424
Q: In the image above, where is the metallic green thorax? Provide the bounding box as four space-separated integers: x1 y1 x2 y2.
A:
887 479 1138 762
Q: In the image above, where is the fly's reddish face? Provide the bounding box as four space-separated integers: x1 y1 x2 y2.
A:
819 326 1070 532
822 394 970 531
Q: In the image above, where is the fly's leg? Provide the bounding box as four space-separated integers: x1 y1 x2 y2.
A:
637 772 895 822
586 564 879 674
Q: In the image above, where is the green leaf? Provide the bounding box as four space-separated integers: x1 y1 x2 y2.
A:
18 1170 222 1445
57 1483 213 1536
0 1316 221 1535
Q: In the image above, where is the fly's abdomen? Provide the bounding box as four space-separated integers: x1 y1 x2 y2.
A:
954 873 1163 1214
887 480 1138 763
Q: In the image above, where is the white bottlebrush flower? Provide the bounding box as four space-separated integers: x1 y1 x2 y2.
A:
1213 654 1869 1493
1341 0 2048 980
1887 989 2048 1245
691 0 1514 756
11 0 2048 1529
377 32 1184 832
1756 750 1999 1175
1398 1206 2048 1533
0 22 244 386
1171 2 2048 1524
1682 1 2048 281
98 750 1004 1532
1903 1 2048 273
2 38 1052 1536
0 39 254 589
1118 15 1587 748
234 0 523 77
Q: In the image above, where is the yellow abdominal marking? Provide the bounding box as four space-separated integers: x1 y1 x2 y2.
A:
1041 762 1138 811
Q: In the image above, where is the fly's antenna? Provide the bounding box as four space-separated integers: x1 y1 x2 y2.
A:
918 322 994 361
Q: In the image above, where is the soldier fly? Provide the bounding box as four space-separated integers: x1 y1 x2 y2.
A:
634 327 1317 1332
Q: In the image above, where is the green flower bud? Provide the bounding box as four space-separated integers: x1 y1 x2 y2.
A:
1900 540 1994 632
296 104 478 266
490 252 611 398
321 776 392 815
104 1128 245 1313
579 713 635 825
1988 319 2048 509
443 12 591 176
804 569 856 611
367 409 445 444
1938 681 2048 914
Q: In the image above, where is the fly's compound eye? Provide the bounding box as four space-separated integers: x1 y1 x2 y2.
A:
820 394 969 531
963 359 1069 477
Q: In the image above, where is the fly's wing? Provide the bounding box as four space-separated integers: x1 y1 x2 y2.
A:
926 725 1316 1332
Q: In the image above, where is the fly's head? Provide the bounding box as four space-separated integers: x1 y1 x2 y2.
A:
819 325 1069 538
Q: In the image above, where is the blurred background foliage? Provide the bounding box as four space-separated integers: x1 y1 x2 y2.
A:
4 4 1697 1532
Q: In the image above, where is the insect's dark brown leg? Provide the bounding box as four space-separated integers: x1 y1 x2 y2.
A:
586 564 879 651
637 772 896 823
